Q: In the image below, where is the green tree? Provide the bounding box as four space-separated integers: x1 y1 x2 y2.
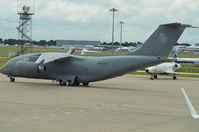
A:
114 42 120 45
0 38 3 43
37 40 47 46
47 40 56 46
4 39 18 45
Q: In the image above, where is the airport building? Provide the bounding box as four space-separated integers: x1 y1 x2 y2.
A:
56 40 100 48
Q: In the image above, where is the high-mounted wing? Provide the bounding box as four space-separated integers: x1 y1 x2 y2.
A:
35 52 69 64
66 47 76 54
181 88 199 118
34 47 79 64
34 53 83 64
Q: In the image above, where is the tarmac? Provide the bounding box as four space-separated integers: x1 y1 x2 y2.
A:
0 74 199 132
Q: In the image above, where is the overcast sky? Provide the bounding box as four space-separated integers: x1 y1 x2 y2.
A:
0 0 199 43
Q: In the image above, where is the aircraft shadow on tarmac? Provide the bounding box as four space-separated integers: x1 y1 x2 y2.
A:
82 85 167 93
0 79 165 93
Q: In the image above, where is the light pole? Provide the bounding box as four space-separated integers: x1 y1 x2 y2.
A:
110 8 118 54
119 21 124 49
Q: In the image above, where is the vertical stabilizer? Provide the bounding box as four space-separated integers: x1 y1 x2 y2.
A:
132 23 191 57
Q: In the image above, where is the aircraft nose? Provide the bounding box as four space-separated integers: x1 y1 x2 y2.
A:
0 64 10 75
0 66 5 74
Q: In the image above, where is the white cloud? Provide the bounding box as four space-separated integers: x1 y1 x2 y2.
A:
0 0 199 43
36 1 106 22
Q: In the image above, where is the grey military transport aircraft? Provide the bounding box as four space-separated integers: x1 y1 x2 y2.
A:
0 23 192 86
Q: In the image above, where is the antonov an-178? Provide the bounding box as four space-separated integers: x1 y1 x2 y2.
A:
0 23 192 86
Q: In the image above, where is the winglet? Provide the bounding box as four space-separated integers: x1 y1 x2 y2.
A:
67 47 76 54
181 88 199 118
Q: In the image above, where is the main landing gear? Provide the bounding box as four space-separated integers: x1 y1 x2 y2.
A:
59 80 89 86
150 74 157 80
58 77 89 86
150 74 177 80
173 75 177 80
59 80 66 86
82 82 89 86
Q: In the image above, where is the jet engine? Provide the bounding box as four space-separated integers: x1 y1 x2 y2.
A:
37 64 46 73
15 61 38 74
145 68 149 73
174 63 181 68
15 61 46 74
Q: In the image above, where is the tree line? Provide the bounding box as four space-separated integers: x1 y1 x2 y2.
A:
0 38 56 46
0 38 192 47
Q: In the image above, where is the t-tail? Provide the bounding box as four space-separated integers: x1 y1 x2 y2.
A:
132 23 192 57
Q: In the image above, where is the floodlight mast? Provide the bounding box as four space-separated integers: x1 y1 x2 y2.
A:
119 21 124 49
110 8 118 54
17 0 35 54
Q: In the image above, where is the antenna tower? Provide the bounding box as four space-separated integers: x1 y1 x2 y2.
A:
17 0 35 54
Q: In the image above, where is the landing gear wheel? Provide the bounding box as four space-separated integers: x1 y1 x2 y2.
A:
82 82 89 86
73 82 80 86
68 76 80 86
59 80 66 86
10 77 15 82
68 81 80 86
173 76 177 80
154 75 158 79
68 81 73 86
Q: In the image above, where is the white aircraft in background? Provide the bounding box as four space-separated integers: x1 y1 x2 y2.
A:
145 48 199 80
175 58 199 64
181 88 199 118
116 46 139 52
80 48 101 55
171 48 199 64
0 55 11 58
145 62 199 80
145 62 181 80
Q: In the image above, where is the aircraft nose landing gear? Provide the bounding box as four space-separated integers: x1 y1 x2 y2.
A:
9 77 15 82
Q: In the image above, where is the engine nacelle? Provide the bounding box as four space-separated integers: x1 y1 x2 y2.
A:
15 61 46 74
37 64 46 73
15 61 38 74
145 68 149 73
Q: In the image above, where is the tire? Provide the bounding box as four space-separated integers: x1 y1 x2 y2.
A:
173 76 177 80
10 77 15 82
68 77 80 86
154 75 157 79
68 81 80 86
59 80 66 86
82 82 89 86
68 80 74 86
